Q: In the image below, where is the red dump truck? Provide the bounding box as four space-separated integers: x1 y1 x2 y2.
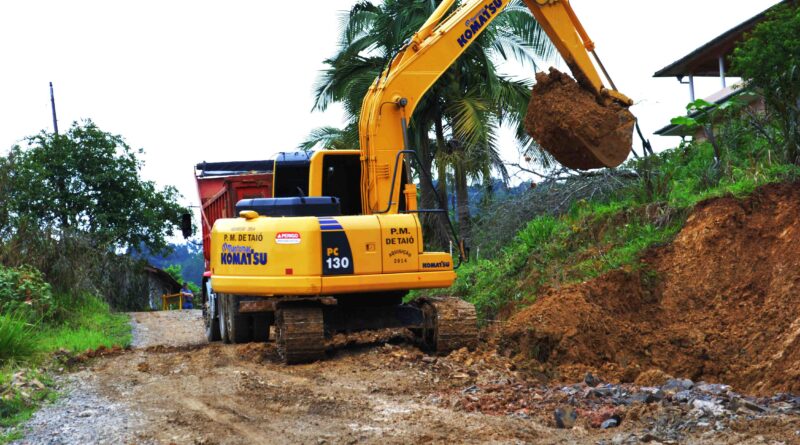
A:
195 159 275 342
194 153 312 341
195 160 275 271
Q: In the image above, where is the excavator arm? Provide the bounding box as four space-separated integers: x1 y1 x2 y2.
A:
359 0 634 215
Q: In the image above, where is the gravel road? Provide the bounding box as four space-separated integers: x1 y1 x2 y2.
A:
13 310 205 445
129 310 206 348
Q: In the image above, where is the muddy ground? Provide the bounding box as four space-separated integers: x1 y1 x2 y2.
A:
13 309 800 445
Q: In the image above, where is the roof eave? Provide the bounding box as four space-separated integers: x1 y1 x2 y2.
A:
653 1 790 78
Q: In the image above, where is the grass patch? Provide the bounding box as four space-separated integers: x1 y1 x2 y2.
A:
37 294 131 353
0 370 57 426
0 369 58 444
0 290 131 439
0 430 23 444
0 313 38 365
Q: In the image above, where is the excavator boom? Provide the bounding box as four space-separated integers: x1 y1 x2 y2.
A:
359 0 635 214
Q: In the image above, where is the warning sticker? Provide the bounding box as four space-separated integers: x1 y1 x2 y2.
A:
275 232 301 245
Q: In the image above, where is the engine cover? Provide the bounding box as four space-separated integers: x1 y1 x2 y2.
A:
210 213 455 296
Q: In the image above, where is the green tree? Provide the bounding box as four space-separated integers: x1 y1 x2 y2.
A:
0 153 11 240
732 4 800 164
3 120 186 253
298 125 358 152
308 0 555 248
670 98 746 172
164 264 200 294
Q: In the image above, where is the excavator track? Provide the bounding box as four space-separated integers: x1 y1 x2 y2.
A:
275 306 325 364
418 297 479 354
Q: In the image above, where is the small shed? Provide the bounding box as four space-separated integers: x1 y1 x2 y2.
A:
143 265 181 310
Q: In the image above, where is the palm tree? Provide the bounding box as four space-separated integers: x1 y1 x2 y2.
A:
307 0 556 248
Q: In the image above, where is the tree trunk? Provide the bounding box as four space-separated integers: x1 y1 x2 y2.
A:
434 116 449 212
703 124 723 179
481 166 493 208
454 159 471 250
428 115 453 249
416 133 439 249
789 102 800 165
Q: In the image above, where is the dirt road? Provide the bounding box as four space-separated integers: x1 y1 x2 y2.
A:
14 311 800 445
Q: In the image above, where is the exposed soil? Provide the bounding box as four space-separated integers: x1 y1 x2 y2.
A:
525 68 635 170
502 182 800 396
16 306 800 444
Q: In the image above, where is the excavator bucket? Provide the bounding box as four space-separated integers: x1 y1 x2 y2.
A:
525 68 635 170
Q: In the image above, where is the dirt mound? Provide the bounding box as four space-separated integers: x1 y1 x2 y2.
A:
525 68 635 170
502 183 800 395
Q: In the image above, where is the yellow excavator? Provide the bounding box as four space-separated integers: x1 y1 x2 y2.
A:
206 0 635 363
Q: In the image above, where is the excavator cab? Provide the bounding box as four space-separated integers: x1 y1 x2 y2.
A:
310 151 363 216
271 150 366 216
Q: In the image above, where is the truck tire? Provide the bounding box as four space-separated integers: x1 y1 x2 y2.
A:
205 293 221 342
251 313 273 342
219 294 231 344
222 294 253 344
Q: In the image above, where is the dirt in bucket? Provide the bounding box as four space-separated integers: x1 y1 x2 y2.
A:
525 68 635 170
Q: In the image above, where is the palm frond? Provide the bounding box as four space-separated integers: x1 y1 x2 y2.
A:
342 2 381 45
493 1 556 61
298 125 359 152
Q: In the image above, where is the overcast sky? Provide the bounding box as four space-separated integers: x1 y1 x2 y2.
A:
0 0 780 209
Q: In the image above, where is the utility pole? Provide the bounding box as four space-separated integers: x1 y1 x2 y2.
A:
49 82 59 135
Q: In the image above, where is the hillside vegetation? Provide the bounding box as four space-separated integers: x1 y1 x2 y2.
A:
448 4 800 321
0 266 131 441
452 139 799 320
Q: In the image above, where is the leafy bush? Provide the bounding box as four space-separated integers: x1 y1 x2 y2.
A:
0 266 55 321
